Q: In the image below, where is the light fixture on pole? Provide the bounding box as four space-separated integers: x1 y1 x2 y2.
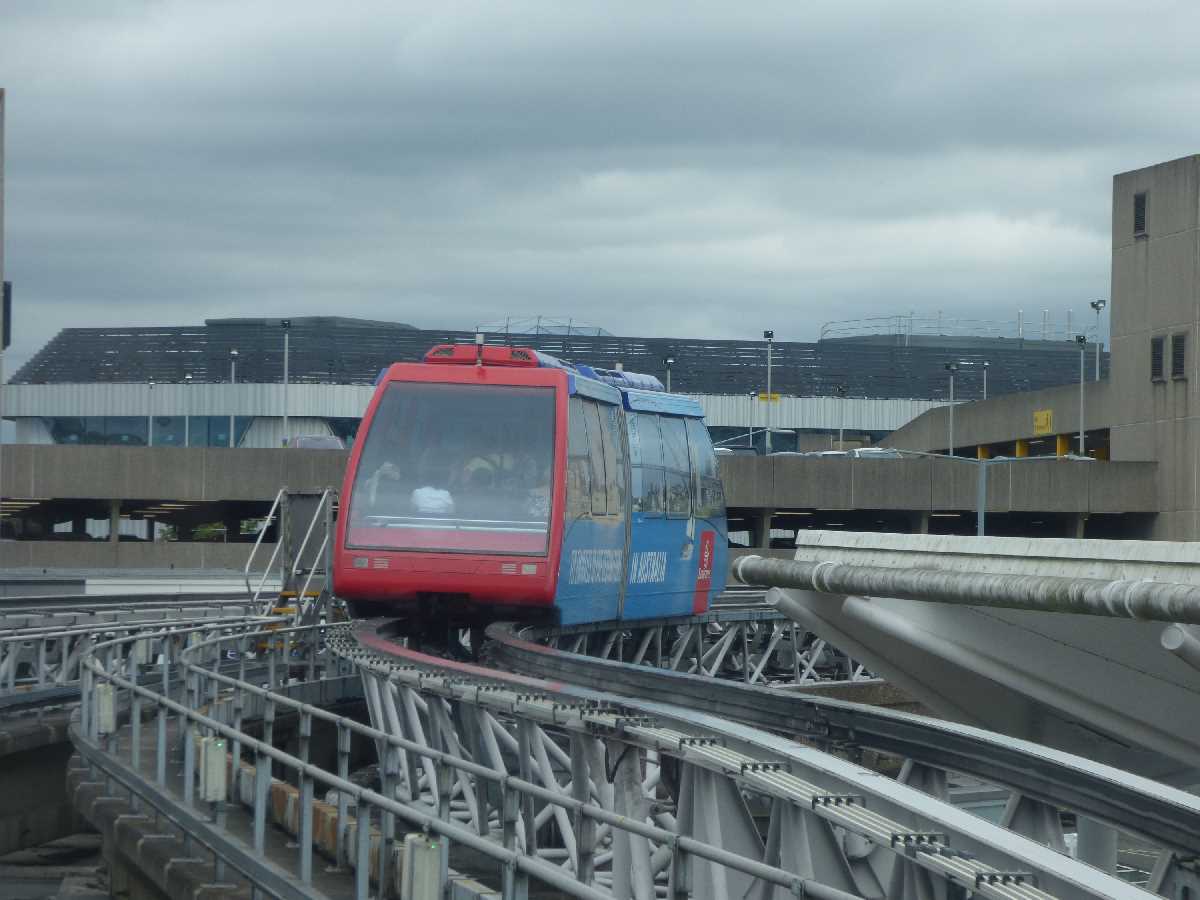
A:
663 355 675 393
1075 334 1087 455
281 319 292 447
944 363 958 456
982 361 989 400
763 330 774 454
183 374 192 447
1089 299 1106 381
229 349 238 449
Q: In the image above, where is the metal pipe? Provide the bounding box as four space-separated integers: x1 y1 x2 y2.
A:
1161 624 1200 671
733 554 1200 625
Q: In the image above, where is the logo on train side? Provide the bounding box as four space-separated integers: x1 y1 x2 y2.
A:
568 549 623 584
629 551 668 584
696 535 713 585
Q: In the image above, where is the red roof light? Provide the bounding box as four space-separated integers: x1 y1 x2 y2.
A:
423 344 540 367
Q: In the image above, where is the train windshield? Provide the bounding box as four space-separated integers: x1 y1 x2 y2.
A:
347 382 556 555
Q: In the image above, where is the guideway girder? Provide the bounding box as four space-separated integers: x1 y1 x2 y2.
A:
54 596 1191 900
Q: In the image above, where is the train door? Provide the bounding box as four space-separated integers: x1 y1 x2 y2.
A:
621 412 694 618
553 394 629 625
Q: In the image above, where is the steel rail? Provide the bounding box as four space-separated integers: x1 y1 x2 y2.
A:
0 612 277 698
487 620 1200 860
0 591 249 614
358 624 1150 900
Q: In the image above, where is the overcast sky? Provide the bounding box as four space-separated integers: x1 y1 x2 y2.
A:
2 1 1199 372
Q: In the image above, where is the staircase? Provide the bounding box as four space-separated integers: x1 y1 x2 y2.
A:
244 488 340 625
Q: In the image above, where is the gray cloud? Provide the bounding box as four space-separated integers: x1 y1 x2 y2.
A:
3 1 1199 373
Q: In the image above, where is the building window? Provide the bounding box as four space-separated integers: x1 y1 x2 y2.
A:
1172 333 1187 379
1134 192 1147 236
1151 336 1165 381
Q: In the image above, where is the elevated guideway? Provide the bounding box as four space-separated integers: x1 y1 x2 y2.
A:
21 594 1194 899
9 508 1200 898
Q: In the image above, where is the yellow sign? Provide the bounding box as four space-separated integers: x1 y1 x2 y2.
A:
757 392 781 402
1033 409 1054 436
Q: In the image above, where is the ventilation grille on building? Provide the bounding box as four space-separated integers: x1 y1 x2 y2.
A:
1134 192 1148 235
1151 335 1165 380
1172 333 1187 379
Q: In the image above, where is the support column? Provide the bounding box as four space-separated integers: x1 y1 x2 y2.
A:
1056 434 1070 457
1065 513 1087 539
1015 439 1029 457
909 511 930 534
756 509 775 550
108 500 121 544
223 509 242 543
976 444 991 460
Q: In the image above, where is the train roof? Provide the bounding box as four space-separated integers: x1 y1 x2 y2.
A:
420 342 703 417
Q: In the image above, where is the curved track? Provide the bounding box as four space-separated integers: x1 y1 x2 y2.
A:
486 617 1200 860
349 619 1162 900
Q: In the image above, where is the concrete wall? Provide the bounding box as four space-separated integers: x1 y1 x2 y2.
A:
883 379 1117 455
0 538 262 569
1 441 1153 514
720 454 1155 513
1 445 347 501
1108 155 1200 540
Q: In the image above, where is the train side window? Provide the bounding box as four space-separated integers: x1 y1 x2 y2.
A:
566 397 592 519
600 403 627 516
630 412 665 515
659 416 692 518
686 418 726 520
582 400 609 516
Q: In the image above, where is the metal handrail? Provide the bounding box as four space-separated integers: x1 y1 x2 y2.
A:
76 619 862 900
244 488 285 605
0 612 268 694
819 314 1102 344
296 532 329 623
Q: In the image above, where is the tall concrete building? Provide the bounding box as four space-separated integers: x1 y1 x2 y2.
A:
1109 156 1200 538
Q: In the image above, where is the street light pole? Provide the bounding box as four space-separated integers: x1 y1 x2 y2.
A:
945 363 958 456
663 355 675 393
763 330 774 455
281 319 292 447
229 348 238 449
1090 299 1107 381
183 374 192 447
982 361 989 401
836 384 847 449
147 380 155 446
1077 334 1087 455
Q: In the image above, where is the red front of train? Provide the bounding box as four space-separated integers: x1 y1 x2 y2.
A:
333 345 569 617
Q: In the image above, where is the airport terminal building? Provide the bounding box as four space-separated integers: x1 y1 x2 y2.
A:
6 315 1104 452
